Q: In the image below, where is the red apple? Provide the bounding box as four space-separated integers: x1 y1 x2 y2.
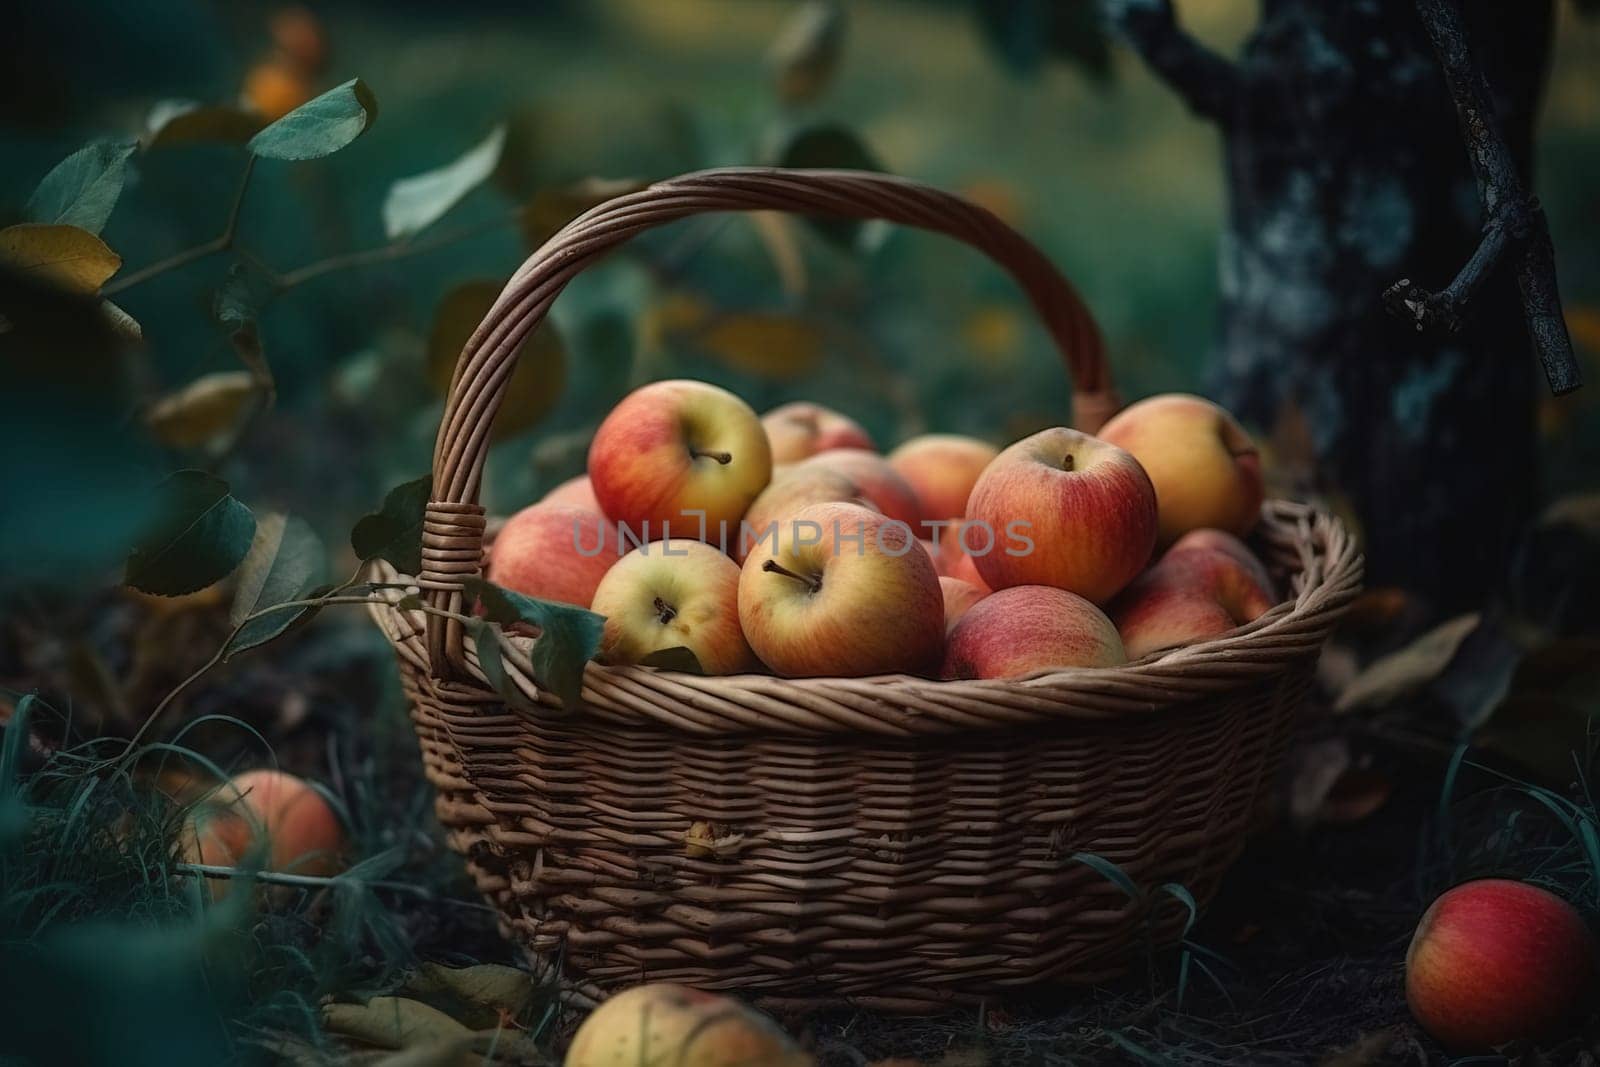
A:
738 502 943 678
887 433 999 524
945 547 992 594
590 539 757 675
761 401 875 463
796 448 922 530
1097 393 1264 544
487 503 617 608
589 379 772 540
939 576 985 632
184 769 345 898
541 474 602 514
964 427 1157 603
1406 879 1595 1050
736 465 871 562
1110 529 1277 658
942 585 1125 679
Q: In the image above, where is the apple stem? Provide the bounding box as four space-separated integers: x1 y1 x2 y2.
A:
690 448 733 465
1061 454 1076 472
762 559 822 593
652 596 677 624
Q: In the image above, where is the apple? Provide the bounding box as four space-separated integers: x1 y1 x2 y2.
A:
1406 879 1595 1051
945 546 992 594
590 539 757 675
942 586 1125 679
564 983 812 1067
1110 529 1277 658
736 465 870 562
541 474 602 514
761 401 875 463
738 501 943 678
589 379 772 540
1097 393 1265 544
964 427 1158 603
887 433 999 524
487 503 617 608
796 449 923 530
940 576 985 631
184 769 345 898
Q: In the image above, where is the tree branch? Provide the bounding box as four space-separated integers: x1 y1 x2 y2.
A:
1103 0 1239 125
1387 0 1581 396
102 158 257 297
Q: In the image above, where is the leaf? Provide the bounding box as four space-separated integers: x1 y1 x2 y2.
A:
693 313 827 381
0 224 121 293
321 996 470 1050
144 371 261 448
462 577 604 709
520 176 648 248
146 101 265 147
467 619 530 711
400 962 538 1031
383 125 506 240
1333 613 1481 713
974 0 1111 82
226 514 327 658
769 1 846 105
426 280 566 441
774 125 884 247
24 141 137 234
352 475 431 574
638 646 705 674
125 471 256 596
247 78 379 161
101 301 143 344
1069 851 1141 901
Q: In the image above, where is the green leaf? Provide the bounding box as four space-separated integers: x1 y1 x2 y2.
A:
462 577 603 709
247 78 379 161
24 141 138 234
125 471 256 596
146 101 265 147
351 475 431 574
144 371 261 448
1070 851 1141 901
467 619 529 711
226 514 327 658
769 1 846 105
774 125 884 247
637 646 705 674
382 125 506 240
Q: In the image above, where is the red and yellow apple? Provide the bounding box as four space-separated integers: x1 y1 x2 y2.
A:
887 433 999 524
738 502 943 678
184 769 346 898
1406 879 1595 1051
796 449 922 530
736 465 870 562
589 379 772 539
1110 529 1277 658
487 503 617 608
942 585 1125 679
1097 393 1264 544
541 474 602 514
963 427 1157 603
564 983 812 1067
940 576 985 632
590 539 756 675
761 401 874 463
944 546 992 594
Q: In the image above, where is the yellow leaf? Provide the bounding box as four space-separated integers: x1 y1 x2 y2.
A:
693 313 827 380
1334 613 1480 713
0 223 121 292
145 371 260 448
427 280 565 441
520 176 648 249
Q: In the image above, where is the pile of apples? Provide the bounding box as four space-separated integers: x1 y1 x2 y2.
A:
489 380 1276 681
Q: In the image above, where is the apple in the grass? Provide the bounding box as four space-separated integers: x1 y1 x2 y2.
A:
736 465 871 562
487 503 617 608
589 379 772 538
964 427 1157 603
1406 879 1595 1051
184 769 345 898
738 502 943 677
1097 393 1264 544
887 434 999 524
541 473 602 514
565 983 812 1067
939 576 985 631
942 586 1125 679
796 449 923 529
590 539 757 675
761 401 875 463
1111 529 1277 658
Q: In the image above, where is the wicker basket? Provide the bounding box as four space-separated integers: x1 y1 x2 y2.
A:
368 168 1363 1013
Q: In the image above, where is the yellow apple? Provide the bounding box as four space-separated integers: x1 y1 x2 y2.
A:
590 539 756 675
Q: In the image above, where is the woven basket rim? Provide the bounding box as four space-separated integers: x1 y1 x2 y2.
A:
369 497 1362 737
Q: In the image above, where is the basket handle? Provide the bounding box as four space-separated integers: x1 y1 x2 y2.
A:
422 166 1117 679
